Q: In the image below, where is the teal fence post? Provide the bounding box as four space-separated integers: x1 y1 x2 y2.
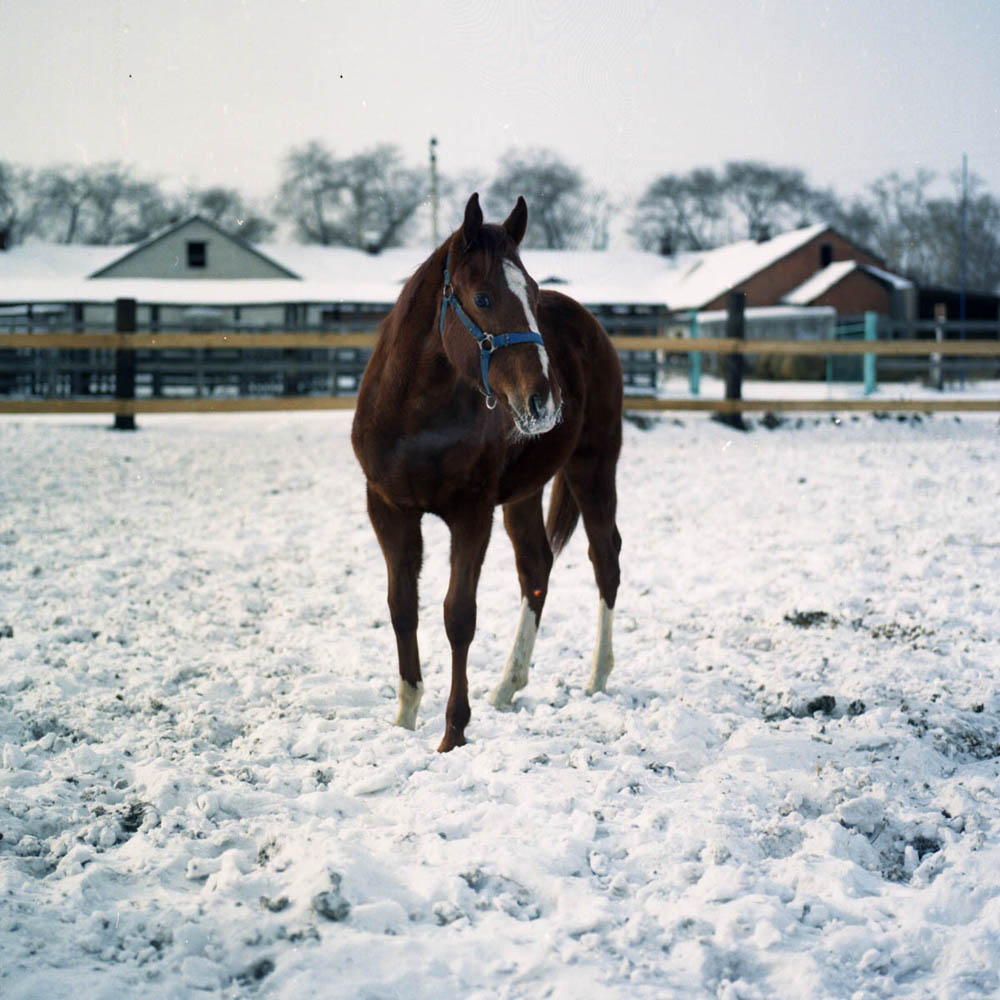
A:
863 311 878 396
688 312 701 396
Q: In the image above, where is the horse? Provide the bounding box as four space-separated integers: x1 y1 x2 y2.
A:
351 193 622 752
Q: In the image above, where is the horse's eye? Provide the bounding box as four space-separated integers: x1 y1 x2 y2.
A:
474 292 493 309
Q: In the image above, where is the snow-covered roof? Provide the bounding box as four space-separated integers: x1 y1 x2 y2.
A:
90 215 301 280
783 260 914 305
0 241 132 279
782 261 859 304
518 225 834 311
655 223 831 310
0 244 430 306
0 276 412 307
0 223 850 311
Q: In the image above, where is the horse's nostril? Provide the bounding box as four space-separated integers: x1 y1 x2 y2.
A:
529 394 544 420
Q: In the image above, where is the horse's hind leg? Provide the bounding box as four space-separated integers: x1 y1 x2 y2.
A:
366 485 424 729
490 491 553 709
566 462 621 695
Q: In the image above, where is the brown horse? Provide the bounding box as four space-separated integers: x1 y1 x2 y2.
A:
352 193 622 752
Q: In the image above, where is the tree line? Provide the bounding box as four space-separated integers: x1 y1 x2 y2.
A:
1 145 998 292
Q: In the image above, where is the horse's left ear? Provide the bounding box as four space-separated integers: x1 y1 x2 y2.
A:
462 193 483 250
502 196 528 246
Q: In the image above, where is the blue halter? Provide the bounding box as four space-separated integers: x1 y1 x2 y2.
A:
440 253 545 408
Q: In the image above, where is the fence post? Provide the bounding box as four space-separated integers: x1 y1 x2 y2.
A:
863 311 877 396
931 303 945 390
715 292 746 430
688 311 701 395
114 298 137 431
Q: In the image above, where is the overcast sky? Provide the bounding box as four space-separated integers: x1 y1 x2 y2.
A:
5 0 999 218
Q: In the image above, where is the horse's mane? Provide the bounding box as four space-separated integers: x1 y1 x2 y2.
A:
387 225 516 335
390 242 449 331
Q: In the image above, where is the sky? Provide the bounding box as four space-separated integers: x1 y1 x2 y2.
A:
3 0 1000 221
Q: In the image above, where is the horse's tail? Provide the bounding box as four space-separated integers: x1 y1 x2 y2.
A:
546 471 580 558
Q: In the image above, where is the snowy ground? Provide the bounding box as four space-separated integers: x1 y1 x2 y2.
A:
1 404 999 999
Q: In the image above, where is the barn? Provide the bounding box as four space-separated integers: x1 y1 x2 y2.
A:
0 216 927 397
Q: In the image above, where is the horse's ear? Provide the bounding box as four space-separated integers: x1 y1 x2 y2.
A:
502 196 528 246
462 193 483 250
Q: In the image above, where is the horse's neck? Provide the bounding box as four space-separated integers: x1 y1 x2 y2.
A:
380 244 453 395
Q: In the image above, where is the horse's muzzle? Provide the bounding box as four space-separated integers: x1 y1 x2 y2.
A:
512 391 562 436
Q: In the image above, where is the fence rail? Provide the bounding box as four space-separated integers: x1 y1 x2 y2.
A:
3 332 1000 356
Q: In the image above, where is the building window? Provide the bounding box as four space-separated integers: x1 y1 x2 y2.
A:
187 241 207 269
819 242 834 268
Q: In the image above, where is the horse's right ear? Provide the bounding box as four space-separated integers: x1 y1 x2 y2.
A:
502 196 528 246
462 193 483 250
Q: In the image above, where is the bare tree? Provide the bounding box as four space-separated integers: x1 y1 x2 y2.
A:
0 161 39 245
29 163 178 244
277 141 426 250
630 168 728 253
83 165 148 244
277 141 339 245
940 174 1000 292
632 161 834 252
868 169 1000 290
34 167 92 243
722 161 815 241
189 186 275 243
486 148 589 249
861 168 950 284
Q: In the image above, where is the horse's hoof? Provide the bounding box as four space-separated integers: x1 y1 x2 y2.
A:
488 684 515 710
436 729 467 753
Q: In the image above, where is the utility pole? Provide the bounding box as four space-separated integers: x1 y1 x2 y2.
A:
960 153 968 387
429 136 440 248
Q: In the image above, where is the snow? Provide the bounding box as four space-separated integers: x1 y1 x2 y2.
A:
1 405 999 999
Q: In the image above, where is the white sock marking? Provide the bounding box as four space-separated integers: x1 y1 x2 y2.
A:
395 680 423 730
586 599 615 695
489 597 538 708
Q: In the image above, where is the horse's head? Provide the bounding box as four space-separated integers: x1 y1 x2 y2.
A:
440 193 562 436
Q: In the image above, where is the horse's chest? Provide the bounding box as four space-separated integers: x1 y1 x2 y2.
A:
361 420 502 511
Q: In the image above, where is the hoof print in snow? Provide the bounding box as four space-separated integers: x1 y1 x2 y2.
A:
313 878 350 922
236 958 275 987
460 868 540 921
764 693 839 721
260 895 291 913
118 801 151 834
0 624 13 639
432 901 464 926
805 694 837 717
784 609 832 629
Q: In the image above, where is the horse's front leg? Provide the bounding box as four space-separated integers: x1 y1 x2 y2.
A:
439 505 494 752
366 485 424 730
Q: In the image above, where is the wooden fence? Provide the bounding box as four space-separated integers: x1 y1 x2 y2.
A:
2 297 999 426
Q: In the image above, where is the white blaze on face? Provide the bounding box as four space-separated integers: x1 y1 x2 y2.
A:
502 258 549 380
